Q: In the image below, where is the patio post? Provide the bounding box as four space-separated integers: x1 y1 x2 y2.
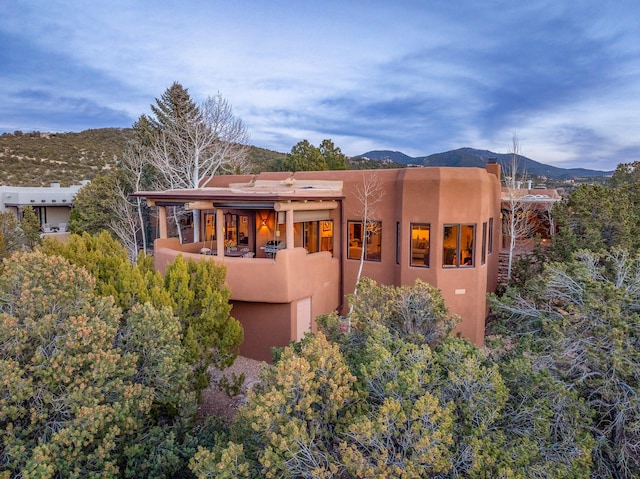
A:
216 208 225 257
158 206 168 239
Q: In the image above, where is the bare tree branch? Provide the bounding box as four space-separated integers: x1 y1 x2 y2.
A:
147 92 250 240
502 134 537 282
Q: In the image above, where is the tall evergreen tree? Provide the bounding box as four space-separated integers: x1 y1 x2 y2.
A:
319 138 347 170
19 205 41 249
149 81 200 132
280 138 347 172
145 84 250 240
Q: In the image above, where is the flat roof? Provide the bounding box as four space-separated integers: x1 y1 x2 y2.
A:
132 178 344 205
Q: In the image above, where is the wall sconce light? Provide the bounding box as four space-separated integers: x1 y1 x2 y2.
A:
260 212 269 228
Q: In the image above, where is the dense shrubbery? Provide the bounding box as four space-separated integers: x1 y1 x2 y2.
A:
0 206 42 263
191 280 595 478
1 232 243 478
489 249 640 478
0 251 198 477
4 160 640 477
40 232 243 399
550 161 640 259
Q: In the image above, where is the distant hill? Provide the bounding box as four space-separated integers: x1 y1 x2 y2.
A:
1 129 611 187
358 147 611 179
354 150 416 165
0 128 132 186
0 128 286 187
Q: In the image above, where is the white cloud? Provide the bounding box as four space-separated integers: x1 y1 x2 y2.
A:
1 1 639 170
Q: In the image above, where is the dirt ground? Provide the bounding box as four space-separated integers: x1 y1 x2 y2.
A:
197 356 268 422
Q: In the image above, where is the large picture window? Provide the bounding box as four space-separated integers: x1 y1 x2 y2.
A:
348 220 382 261
443 224 475 268
293 220 334 255
410 223 430 267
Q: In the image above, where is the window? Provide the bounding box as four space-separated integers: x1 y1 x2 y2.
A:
348 220 382 261
303 221 319 253
294 220 333 255
320 220 334 254
481 222 487 265
205 213 216 241
396 222 400 265
220 212 252 247
488 217 494 254
410 223 430 267
443 224 475 268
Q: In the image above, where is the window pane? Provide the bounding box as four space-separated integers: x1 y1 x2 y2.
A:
293 222 303 248
410 223 430 267
225 214 237 246
238 215 249 245
205 213 216 241
365 221 382 261
320 221 333 255
488 217 494 254
443 225 458 266
461 224 475 267
349 220 381 261
304 221 319 253
348 221 363 259
481 222 487 265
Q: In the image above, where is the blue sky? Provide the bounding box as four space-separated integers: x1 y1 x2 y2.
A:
1 1 639 170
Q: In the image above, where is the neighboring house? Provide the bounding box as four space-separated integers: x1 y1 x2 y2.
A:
500 187 562 248
0 181 89 231
133 164 502 361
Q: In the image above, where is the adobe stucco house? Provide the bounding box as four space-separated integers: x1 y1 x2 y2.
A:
135 164 502 361
0 181 89 231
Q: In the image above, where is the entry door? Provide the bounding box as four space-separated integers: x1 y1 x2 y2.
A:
295 297 312 340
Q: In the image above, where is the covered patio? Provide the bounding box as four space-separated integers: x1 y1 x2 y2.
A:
133 177 345 361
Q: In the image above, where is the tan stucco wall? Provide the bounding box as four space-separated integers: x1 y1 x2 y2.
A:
296 167 501 346
152 165 502 357
231 301 292 362
153 238 340 361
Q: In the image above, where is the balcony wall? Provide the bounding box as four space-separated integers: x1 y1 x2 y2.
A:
153 238 340 306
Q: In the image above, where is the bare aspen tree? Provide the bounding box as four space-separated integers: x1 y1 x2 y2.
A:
539 200 556 238
502 134 536 282
149 92 250 241
110 179 141 262
347 173 385 330
119 142 152 256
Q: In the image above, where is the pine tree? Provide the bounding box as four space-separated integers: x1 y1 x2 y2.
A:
164 255 243 398
20 205 41 249
149 81 200 132
145 83 250 240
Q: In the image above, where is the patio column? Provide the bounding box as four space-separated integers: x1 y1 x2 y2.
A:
285 210 294 249
158 206 168 239
216 208 225 257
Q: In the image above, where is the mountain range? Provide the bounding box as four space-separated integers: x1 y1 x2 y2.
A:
0 128 611 187
356 147 612 179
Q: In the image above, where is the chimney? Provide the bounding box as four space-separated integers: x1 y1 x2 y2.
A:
485 157 500 179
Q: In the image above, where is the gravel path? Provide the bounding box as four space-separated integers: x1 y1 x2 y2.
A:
198 356 268 422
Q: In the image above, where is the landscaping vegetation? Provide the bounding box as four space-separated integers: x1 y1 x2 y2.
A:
0 128 286 187
3 158 640 475
1 80 639 476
